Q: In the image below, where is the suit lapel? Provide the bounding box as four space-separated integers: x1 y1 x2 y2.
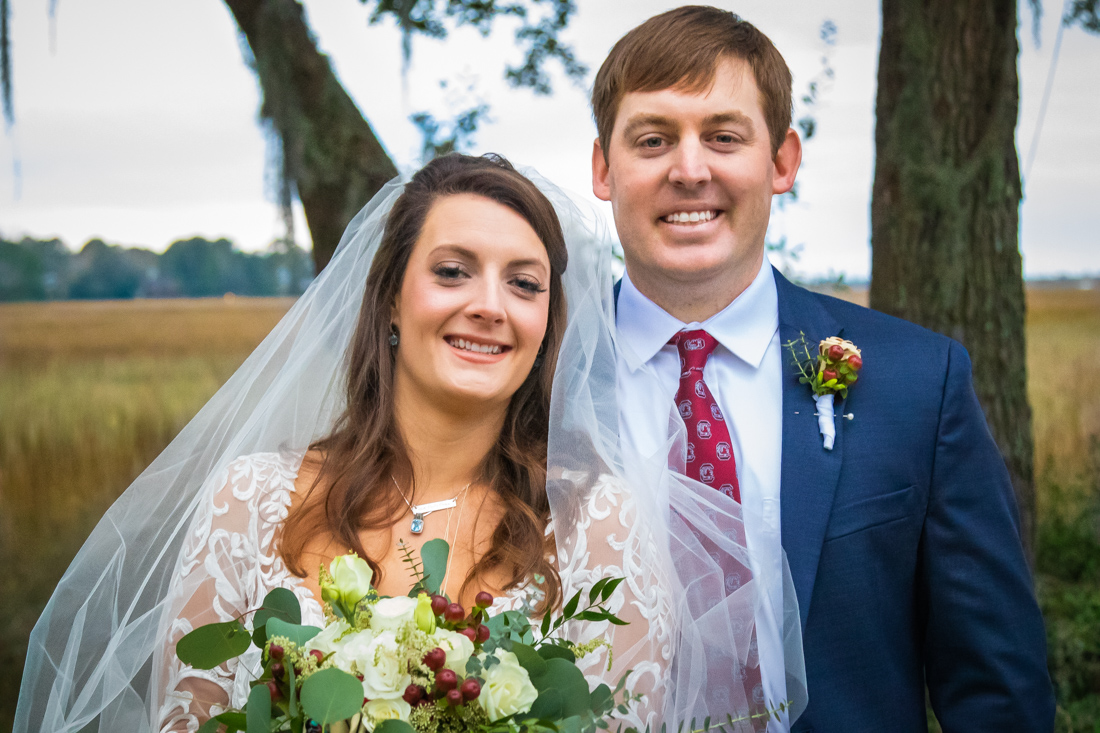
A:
774 268 846 630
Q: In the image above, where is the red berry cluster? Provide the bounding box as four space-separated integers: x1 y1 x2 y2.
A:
410 591 496 708
820 343 862 385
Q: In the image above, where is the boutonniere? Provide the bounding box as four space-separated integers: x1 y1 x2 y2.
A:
783 333 863 450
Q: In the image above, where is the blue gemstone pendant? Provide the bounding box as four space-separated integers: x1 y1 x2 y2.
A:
410 514 425 534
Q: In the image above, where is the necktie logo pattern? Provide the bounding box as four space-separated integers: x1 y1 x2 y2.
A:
670 329 767 728
671 329 740 502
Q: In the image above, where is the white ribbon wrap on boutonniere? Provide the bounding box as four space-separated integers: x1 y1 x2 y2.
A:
784 332 863 451
815 393 836 450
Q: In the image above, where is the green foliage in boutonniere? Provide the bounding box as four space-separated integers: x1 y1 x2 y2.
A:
783 332 863 399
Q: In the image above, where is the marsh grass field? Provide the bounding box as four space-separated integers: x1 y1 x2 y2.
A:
1 290 1098 731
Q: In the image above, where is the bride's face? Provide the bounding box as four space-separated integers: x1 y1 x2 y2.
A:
391 192 552 413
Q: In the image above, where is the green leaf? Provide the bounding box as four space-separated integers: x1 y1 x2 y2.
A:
528 688 563 719
562 589 581 619
510 642 548 677
300 667 365 724
557 715 584 733
537 644 576 663
588 578 608 604
197 718 222 733
589 683 613 714
177 620 252 670
265 617 321 647
600 577 625 602
246 684 271 733
539 609 553 638
213 711 248 732
529 658 590 718
420 538 450 595
252 587 302 649
288 662 298 718
375 721 417 733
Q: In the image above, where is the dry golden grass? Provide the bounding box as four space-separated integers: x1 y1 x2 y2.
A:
0 297 294 731
0 290 1097 730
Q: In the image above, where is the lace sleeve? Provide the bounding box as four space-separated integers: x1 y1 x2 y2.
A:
156 452 307 732
554 473 675 732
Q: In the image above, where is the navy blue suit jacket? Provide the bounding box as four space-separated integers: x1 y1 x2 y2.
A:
616 270 1055 731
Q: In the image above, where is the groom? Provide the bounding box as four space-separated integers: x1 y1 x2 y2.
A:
591 7 1054 732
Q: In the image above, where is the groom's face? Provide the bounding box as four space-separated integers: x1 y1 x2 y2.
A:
592 57 797 294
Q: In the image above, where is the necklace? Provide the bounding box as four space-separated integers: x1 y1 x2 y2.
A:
391 476 471 534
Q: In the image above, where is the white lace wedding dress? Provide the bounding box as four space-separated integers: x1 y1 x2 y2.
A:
158 451 674 732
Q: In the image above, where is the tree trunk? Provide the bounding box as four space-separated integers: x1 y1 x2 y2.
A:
222 0 398 272
870 0 1035 559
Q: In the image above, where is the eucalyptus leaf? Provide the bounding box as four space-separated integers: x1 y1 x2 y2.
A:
589 683 613 714
420 538 450 595
265 617 321 647
300 667 366 724
214 711 248 732
246 684 271 733
375 721 418 733
253 587 302 649
532 658 591 717
510 642 548 677
537 644 576 663
197 718 222 733
177 620 251 670
528 687 563 720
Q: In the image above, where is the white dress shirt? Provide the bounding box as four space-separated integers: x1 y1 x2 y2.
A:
616 261 788 731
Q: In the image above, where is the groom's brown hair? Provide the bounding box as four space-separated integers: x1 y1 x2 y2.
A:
592 5 792 160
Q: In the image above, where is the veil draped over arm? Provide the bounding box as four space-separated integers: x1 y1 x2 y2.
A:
15 170 806 732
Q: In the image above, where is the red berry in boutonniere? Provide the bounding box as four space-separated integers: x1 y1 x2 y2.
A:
822 369 838 383
848 354 863 371
828 344 844 361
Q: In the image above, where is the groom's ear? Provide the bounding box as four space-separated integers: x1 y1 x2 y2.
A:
771 128 803 195
592 139 612 202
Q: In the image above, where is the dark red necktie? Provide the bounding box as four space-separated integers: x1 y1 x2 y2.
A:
671 329 767 730
671 329 740 501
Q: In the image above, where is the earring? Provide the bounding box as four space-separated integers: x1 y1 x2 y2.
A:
389 327 400 347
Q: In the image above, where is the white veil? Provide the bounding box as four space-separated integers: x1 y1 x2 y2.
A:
15 165 807 732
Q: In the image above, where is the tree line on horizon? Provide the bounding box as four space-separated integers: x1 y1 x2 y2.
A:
0 235 314 302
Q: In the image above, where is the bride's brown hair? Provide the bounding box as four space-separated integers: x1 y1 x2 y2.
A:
279 154 567 611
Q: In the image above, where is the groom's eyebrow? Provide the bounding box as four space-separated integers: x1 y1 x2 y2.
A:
703 111 755 135
620 111 756 139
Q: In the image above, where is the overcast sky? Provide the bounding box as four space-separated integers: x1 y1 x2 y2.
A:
1 0 1097 279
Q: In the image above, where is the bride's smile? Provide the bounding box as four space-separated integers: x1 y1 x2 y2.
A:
391 192 551 412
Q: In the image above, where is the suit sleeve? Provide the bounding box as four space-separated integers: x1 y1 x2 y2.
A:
922 340 1055 732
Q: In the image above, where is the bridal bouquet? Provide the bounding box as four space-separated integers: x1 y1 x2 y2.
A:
176 539 635 733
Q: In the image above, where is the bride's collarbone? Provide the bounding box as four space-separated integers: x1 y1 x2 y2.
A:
288 475 509 607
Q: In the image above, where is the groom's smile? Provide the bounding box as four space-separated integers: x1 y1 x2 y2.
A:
592 55 801 318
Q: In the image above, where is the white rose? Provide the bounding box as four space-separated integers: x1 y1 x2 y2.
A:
331 628 375 673
432 628 475 674
360 630 413 699
478 650 538 721
304 618 351 659
370 596 418 633
362 697 412 731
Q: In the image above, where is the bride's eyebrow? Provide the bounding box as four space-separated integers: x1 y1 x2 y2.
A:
429 244 478 260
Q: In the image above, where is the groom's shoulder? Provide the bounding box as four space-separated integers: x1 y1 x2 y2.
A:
801 287 963 367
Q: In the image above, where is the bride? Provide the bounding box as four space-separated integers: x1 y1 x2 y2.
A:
16 154 806 732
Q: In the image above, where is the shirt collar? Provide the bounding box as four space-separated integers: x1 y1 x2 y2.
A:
616 260 779 372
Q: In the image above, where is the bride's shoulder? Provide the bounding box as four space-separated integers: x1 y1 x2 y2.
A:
202 450 307 515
